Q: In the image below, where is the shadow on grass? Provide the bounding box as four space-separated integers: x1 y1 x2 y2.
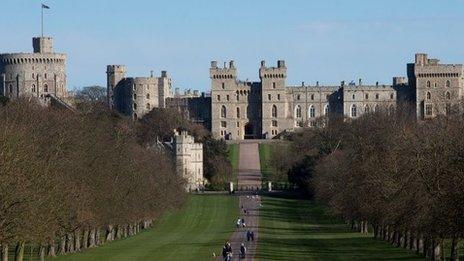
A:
256 196 423 261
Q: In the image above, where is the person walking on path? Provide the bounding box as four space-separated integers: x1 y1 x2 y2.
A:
222 242 232 261
239 243 247 259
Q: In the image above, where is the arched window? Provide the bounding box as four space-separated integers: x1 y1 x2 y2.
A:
31 84 36 92
146 93 150 99
351 104 357 118
365 93 369 99
427 81 431 88
365 105 370 113
133 103 137 110
426 92 431 100
272 105 277 118
295 105 302 118
324 104 329 116
43 84 48 92
133 93 137 99
352 94 355 100
236 107 240 118
446 80 451 88
221 105 227 118
9 84 13 93
446 91 451 100
309 105 315 118
146 103 150 110
375 93 379 99
310 94 314 100
390 93 394 99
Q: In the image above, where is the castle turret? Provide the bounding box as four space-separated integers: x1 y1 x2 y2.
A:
33 37 53 54
106 65 126 109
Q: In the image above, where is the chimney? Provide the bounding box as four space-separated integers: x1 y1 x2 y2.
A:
260 60 266 67
211 61 218 68
161 70 167 77
358 78 362 86
229 60 235 68
277 60 286 68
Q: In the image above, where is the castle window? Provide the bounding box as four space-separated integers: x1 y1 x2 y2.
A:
222 82 225 89
272 105 277 118
236 95 239 101
9 84 13 93
31 84 36 92
237 122 240 127
351 104 357 118
44 73 47 79
133 93 137 100
324 104 329 115
43 84 48 92
226 95 230 101
277 94 281 100
272 120 278 127
446 80 451 88
427 81 431 88
446 103 451 115
425 104 432 116
133 103 137 110
268 94 271 101
273 82 276 89
375 93 379 99
146 93 150 99
311 94 314 100
446 91 451 100
309 105 315 118
146 103 151 110
390 93 394 99
434 82 437 88
221 105 227 118
221 121 227 128
236 107 240 118
32 73 35 79
365 93 369 99
297 95 301 100
217 95 221 101
352 94 355 100
426 92 431 100
295 105 302 118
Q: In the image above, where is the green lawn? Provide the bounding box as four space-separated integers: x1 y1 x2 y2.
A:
256 195 424 261
228 144 239 182
53 195 237 261
258 143 272 181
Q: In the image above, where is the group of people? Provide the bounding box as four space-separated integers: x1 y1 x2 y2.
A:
218 195 261 260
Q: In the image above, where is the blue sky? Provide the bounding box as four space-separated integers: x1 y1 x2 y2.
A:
1 0 463 91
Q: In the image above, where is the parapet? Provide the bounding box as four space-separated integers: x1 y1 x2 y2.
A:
106 65 126 74
210 60 237 79
393 77 407 85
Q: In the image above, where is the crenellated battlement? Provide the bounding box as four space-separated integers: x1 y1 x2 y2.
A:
209 60 237 79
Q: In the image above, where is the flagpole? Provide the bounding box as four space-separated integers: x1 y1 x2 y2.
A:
41 4 44 37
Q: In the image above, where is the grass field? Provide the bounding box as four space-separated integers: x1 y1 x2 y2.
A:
258 143 273 181
53 195 238 261
228 144 239 182
256 195 424 261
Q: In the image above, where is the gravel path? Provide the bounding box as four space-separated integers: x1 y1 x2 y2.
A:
220 142 261 261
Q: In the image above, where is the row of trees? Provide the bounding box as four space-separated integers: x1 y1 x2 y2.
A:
273 109 464 260
0 100 186 261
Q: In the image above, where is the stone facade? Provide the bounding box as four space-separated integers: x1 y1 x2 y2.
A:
208 54 463 140
407 53 464 119
0 37 67 101
107 65 172 118
174 131 204 191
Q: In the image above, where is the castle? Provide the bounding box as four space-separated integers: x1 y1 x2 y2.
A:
106 65 173 118
0 37 69 105
108 54 464 141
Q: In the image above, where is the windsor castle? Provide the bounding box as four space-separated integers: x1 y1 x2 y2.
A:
1 36 463 142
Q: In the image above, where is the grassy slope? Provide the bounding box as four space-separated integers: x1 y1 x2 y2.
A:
53 195 237 261
258 143 272 181
256 195 423 261
228 144 239 182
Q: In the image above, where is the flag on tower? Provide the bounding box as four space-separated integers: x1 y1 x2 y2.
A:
42 3 50 9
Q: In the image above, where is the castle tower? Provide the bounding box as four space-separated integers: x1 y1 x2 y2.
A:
260 60 291 139
33 37 53 53
158 70 172 108
175 131 204 191
106 65 126 109
210 60 238 139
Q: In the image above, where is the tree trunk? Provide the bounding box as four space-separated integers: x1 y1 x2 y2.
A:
14 241 25 261
106 225 114 242
2 244 8 261
409 231 416 250
88 229 96 248
48 242 56 257
96 229 101 246
116 226 122 240
450 237 459 261
66 233 75 253
433 239 442 261
39 245 46 261
82 230 89 249
123 225 128 238
74 230 81 252
59 235 66 255
417 234 424 254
